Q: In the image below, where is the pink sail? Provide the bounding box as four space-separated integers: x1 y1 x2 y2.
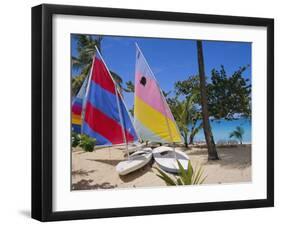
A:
134 45 182 143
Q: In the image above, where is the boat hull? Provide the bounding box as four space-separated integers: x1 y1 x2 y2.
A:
126 143 146 154
116 148 152 176
152 146 189 173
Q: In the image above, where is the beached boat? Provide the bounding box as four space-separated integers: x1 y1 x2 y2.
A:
152 146 189 173
133 44 189 173
126 143 147 154
116 148 153 176
72 47 152 176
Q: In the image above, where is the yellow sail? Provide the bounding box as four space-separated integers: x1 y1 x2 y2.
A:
134 45 182 143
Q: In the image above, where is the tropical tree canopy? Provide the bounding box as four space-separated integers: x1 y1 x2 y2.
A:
175 65 251 120
71 35 123 96
167 94 201 147
123 81 135 93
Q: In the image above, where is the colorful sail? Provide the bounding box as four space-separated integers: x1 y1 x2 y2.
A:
82 53 138 146
71 75 89 133
134 45 182 143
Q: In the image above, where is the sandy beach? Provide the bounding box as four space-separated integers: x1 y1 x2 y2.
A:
71 144 251 190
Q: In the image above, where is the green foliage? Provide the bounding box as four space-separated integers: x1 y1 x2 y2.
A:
174 65 251 120
229 126 244 144
129 105 134 117
110 71 123 94
175 75 201 103
155 160 207 185
79 134 96 152
71 64 91 96
189 120 203 144
122 81 135 116
71 34 123 96
208 65 251 120
171 97 192 147
71 132 81 148
123 81 135 93
162 90 171 97
167 94 202 147
72 131 96 152
71 35 101 96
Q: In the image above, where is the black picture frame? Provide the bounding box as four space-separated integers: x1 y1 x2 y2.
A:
32 4 274 222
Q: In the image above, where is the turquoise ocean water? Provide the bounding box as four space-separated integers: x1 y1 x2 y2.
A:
192 118 251 144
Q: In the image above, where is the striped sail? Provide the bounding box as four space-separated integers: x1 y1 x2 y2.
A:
71 75 89 133
134 46 182 143
81 53 138 146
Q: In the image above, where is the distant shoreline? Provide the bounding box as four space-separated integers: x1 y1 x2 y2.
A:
193 118 251 144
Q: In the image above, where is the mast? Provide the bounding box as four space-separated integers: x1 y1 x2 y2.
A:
135 43 178 158
94 46 130 159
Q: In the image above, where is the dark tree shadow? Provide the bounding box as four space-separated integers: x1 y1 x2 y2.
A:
86 159 121 166
119 159 154 183
72 147 86 155
72 179 117 190
201 146 251 169
187 149 209 156
72 169 95 177
203 150 251 169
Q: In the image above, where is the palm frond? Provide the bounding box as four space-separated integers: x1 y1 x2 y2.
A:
155 161 206 186
155 168 176 186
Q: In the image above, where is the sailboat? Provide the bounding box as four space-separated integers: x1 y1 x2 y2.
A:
134 44 189 173
72 47 152 176
71 74 89 133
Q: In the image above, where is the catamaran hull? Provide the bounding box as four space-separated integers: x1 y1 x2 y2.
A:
126 143 146 154
152 146 189 173
116 148 153 176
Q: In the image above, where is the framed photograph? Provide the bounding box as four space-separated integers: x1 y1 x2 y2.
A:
32 4 274 221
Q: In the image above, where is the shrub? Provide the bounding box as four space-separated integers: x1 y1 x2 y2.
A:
71 132 81 148
79 134 96 152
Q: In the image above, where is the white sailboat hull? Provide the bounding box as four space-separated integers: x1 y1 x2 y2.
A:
116 148 152 176
126 143 146 154
152 146 189 173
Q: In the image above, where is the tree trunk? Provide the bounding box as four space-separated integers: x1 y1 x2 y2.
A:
196 40 219 160
189 121 196 145
184 133 188 148
189 133 194 145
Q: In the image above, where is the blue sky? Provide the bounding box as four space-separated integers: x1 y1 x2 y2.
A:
71 35 251 110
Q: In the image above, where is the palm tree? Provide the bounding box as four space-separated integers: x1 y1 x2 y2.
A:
123 81 135 93
166 92 203 148
189 118 203 145
196 40 219 160
71 35 123 96
173 99 190 148
168 95 194 148
229 126 244 144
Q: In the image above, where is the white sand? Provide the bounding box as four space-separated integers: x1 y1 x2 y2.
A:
71 145 251 190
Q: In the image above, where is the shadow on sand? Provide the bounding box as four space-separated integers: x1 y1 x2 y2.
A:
86 159 121 166
72 179 117 190
72 169 96 177
119 160 154 183
188 145 251 169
